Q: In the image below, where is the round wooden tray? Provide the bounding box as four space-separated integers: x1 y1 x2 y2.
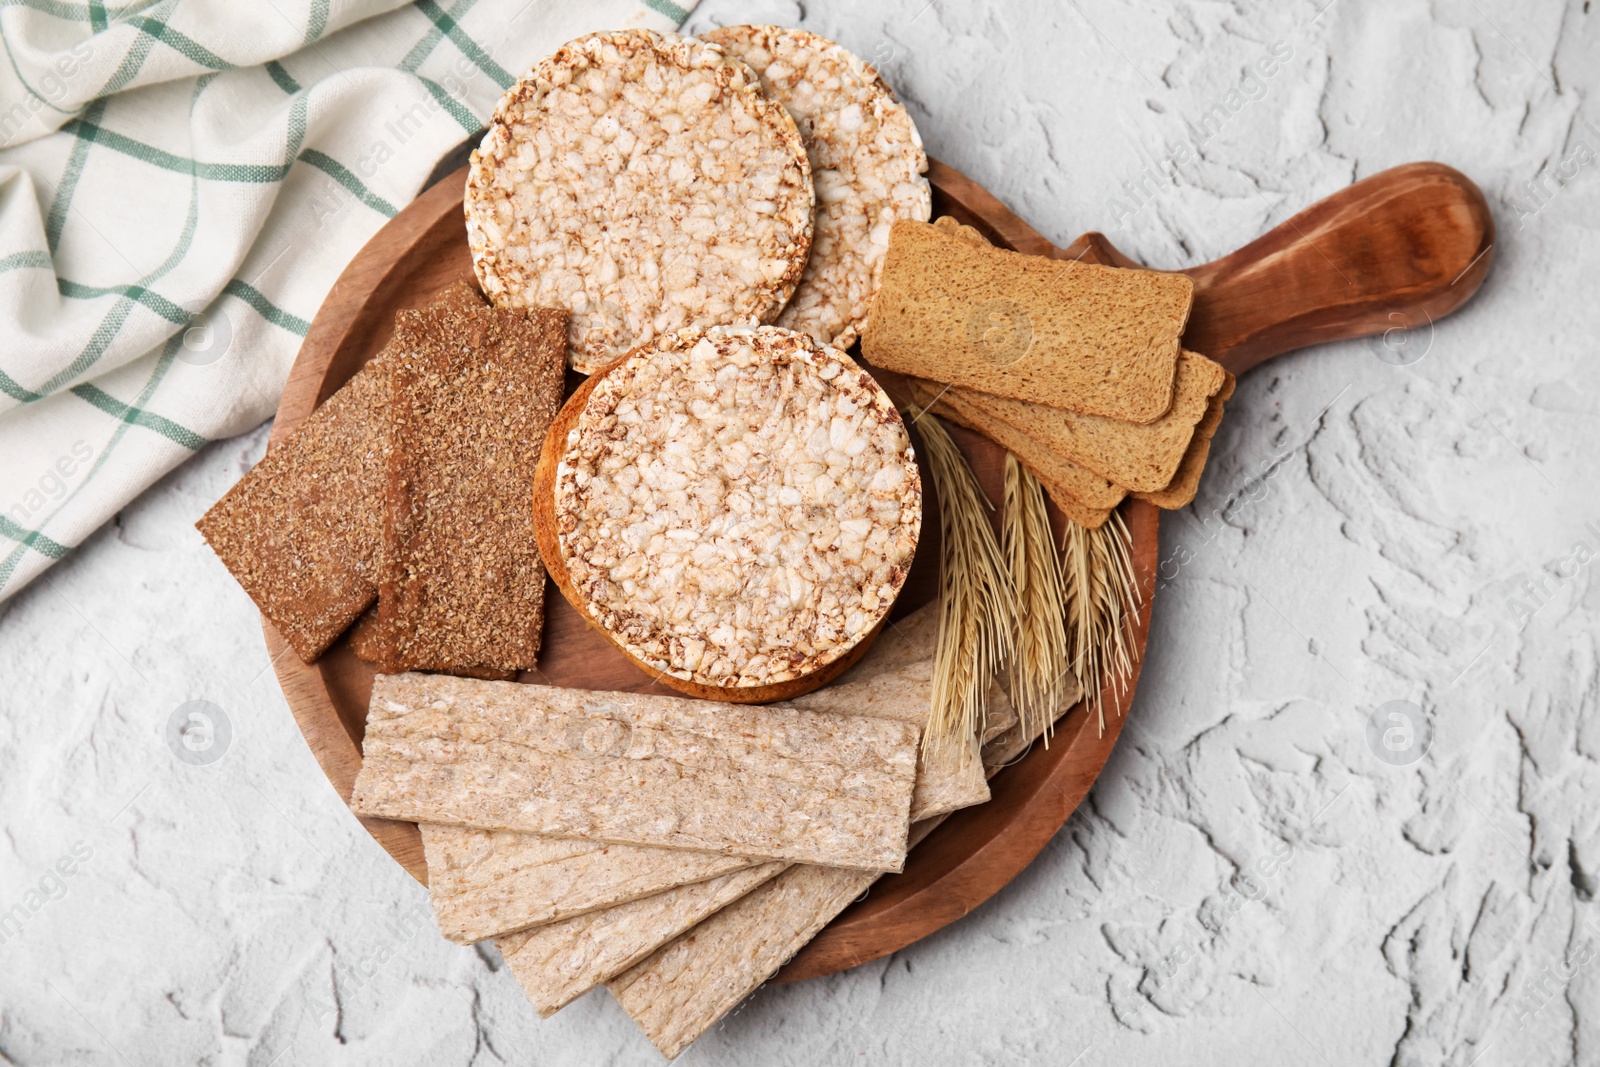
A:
266 157 1492 981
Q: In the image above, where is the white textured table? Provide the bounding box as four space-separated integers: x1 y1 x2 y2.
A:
3 1 1595 1063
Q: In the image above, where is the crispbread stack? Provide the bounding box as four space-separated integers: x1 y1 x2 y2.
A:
607 668 1081 1059
195 281 511 662
864 219 1194 421
868 218 1235 525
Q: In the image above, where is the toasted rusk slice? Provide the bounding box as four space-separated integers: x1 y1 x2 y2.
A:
864 220 1192 422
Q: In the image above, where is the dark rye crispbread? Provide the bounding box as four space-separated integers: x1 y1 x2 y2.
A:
862 220 1192 422
195 281 484 662
375 301 567 673
1134 369 1236 509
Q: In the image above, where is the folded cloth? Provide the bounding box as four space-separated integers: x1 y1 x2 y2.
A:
0 0 696 602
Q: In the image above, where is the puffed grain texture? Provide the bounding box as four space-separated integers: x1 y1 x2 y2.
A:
552 325 920 689
466 30 813 373
863 220 1192 421
703 25 930 350
349 673 919 871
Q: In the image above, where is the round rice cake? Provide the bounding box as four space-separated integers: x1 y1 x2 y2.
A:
552 324 922 689
702 24 932 351
466 30 814 374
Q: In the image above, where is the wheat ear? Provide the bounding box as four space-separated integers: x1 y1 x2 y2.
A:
907 406 1014 757
1061 510 1142 735
1002 455 1072 746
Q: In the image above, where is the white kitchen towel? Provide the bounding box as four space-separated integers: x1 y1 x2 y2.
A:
0 0 697 603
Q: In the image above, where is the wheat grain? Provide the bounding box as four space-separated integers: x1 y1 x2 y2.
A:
1062 510 1142 735
1002 455 1073 746
906 406 1014 757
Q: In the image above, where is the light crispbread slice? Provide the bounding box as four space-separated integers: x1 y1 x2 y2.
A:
412 605 988 949
608 818 944 1060
842 601 1019 742
605 685 1065 1059
498 862 788 1018
788 657 988 820
863 219 1192 422
350 673 919 871
420 827 755 945
951 351 1228 491
417 661 976 946
904 377 1125 510
1134 369 1236 509
195 282 484 663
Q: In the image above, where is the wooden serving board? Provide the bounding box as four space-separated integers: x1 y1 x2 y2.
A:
265 157 1492 983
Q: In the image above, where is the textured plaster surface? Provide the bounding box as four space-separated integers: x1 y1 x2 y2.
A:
3 0 1598 1063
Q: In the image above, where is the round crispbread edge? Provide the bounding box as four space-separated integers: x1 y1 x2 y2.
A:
701 24 932 351
465 29 814 373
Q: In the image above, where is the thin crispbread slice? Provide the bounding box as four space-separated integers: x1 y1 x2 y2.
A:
862 220 1192 422
982 667 1082 772
195 282 483 662
498 862 788 1018
904 377 1125 510
608 818 944 1060
842 601 1018 742
418 651 978 946
607 681 1070 1059
789 657 988 820
951 351 1228 491
347 608 515 681
414 607 985 949
1134 369 1236 509
376 302 567 673
350 673 919 871
420 827 755 945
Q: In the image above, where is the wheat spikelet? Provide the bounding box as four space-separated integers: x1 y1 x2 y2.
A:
907 406 1014 757
1062 510 1142 735
1002 455 1072 746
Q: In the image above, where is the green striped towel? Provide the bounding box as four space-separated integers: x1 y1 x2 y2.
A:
0 0 697 603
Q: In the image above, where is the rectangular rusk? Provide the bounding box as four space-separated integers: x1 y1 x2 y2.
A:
862 220 1193 422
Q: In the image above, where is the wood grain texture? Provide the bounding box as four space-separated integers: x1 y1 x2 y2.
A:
264 157 1492 979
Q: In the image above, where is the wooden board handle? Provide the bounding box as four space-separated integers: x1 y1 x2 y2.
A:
1066 162 1494 373
936 159 1494 375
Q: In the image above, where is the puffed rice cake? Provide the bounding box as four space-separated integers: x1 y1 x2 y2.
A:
550 324 922 690
466 29 814 374
703 24 932 351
